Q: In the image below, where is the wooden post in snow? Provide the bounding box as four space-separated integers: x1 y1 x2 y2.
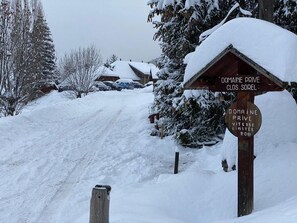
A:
236 92 255 217
89 185 111 223
174 152 180 174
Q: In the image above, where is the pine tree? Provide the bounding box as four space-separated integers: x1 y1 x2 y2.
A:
274 0 297 34
30 2 56 94
104 54 118 68
148 0 242 146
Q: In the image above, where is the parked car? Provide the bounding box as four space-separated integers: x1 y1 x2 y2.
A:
103 81 122 91
94 81 111 91
58 84 73 92
115 79 134 90
133 81 144 89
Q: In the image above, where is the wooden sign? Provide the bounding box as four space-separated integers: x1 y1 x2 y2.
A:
215 75 261 92
225 101 262 138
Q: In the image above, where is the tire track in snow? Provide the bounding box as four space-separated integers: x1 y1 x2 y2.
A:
35 107 125 223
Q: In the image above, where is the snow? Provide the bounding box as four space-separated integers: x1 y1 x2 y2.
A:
2 88 297 223
156 0 175 10
184 18 297 84
183 89 205 100
185 0 201 9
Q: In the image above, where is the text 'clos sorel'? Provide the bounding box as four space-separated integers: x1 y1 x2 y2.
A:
216 76 261 91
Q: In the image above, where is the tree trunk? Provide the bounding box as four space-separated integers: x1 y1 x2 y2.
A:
258 0 274 22
239 0 246 8
77 92 82 98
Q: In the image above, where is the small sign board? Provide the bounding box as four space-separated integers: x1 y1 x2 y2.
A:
225 101 262 138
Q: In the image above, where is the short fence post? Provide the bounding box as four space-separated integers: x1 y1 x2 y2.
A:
174 152 179 174
149 115 155 123
89 185 112 223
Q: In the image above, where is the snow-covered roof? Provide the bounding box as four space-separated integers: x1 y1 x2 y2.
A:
111 60 160 81
129 62 151 75
129 61 159 79
184 18 297 85
96 66 119 78
112 61 141 81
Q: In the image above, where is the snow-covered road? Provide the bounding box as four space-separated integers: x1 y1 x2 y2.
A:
0 88 194 222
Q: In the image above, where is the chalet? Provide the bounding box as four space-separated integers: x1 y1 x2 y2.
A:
111 60 159 84
95 60 159 84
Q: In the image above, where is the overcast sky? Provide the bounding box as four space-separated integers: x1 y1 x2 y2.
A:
41 0 161 62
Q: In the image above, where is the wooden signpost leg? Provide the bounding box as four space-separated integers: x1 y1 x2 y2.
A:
237 92 255 217
238 136 254 217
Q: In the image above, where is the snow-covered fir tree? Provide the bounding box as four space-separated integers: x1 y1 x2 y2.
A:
148 0 297 147
274 0 297 34
30 2 56 94
104 54 118 69
148 0 244 147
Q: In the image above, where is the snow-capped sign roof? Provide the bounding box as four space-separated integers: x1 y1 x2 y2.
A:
184 18 297 87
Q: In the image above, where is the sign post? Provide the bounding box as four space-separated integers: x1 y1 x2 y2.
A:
226 92 261 216
183 45 285 218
